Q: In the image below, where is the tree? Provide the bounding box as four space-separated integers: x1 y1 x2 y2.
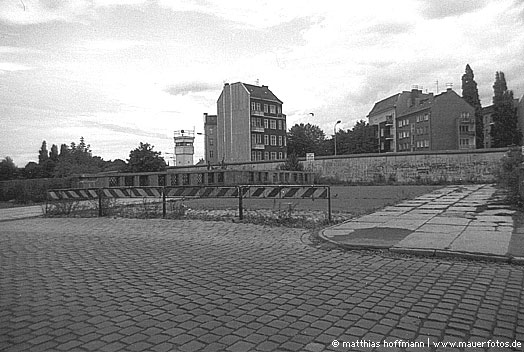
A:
126 142 166 172
0 157 18 181
491 71 520 147
23 162 41 179
461 64 483 148
287 123 327 156
336 120 378 154
279 153 304 171
49 144 59 162
38 141 49 164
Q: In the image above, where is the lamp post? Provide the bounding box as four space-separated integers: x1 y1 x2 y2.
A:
334 120 341 156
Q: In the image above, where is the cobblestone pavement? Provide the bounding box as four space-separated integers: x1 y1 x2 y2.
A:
1 218 524 352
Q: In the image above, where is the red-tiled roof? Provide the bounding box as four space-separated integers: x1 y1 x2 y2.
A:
367 93 400 116
242 83 283 103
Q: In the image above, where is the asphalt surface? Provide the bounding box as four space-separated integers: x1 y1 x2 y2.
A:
1 218 524 351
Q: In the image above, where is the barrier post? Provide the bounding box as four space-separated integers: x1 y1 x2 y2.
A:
238 186 244 220
327 186 332 222
98 189 103 217
162 187 166 219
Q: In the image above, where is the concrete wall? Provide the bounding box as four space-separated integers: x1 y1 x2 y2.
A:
169 148 508 184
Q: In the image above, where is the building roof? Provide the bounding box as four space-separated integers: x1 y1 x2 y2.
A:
242 83 283 104
367 93 400 117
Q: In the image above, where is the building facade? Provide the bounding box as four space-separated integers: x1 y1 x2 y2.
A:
368 88 476 152
216 82 287 163
203 113 218 164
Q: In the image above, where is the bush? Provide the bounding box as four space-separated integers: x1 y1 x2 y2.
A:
0 178 74 204
495 147 523 206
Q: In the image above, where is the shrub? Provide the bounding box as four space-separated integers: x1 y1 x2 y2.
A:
495 147 523 206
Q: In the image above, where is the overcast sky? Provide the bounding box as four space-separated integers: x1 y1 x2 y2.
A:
1 0 523 166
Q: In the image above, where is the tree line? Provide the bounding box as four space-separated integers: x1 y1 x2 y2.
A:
0 138 167 181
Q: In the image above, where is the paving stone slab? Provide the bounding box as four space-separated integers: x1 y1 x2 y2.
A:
394 231 457 250
450 230 512 255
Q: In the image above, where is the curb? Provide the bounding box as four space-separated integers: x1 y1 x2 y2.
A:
318 230 524 265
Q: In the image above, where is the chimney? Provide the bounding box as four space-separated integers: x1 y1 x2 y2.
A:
446 83 453 91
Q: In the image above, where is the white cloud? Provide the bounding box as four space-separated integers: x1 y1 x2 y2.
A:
0 0 94 25
0 62 33 72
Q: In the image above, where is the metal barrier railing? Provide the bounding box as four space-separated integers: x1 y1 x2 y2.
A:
46 185 332 221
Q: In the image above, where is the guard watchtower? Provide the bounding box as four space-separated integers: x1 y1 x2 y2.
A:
174 129 195 166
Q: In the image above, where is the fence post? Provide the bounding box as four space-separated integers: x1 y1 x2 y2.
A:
327 186 332 222
238 186 244 220
162 187 166 219
98 188 103 217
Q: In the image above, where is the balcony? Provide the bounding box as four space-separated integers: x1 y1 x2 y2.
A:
385 116 394 126
252 144 265 150
252 110 265 117
251 126 265 133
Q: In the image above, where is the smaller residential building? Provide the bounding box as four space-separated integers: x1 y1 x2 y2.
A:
396 88 475 151
368 87 476 152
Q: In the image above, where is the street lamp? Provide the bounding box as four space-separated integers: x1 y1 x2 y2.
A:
334 120 341 156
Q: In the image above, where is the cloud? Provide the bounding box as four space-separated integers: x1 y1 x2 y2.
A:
0 0 95 25
80 120 171 140
419 0 488 19
164 82 219 96
0 62 33 71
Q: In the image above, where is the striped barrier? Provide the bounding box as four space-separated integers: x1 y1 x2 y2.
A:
46 184 332 221
47 187 163 200
164 186 243 198
242 186 328 199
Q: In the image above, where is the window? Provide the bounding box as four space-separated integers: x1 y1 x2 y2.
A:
283 136 287 146
257 151 262 160
270 120 276 129
424 113 429 121
271 135 277 146
380 128 384 137
264 135 269 145
425 140 429 147
264 104 268 113
209 138 214 146
278 120 282 130
264 119 268 128
283 121 286 130
257 118 262 127
278 152 283 159
278 136 282 146
460 138 470 146
270 105 276 114
251 151 256 160
251 118 256 127
256 134 262 144
271 152 277 160
277 106 281 114
209 150 214 158
208 127 214 134
251 102 256 110
264 152 269 160
256 103 261 111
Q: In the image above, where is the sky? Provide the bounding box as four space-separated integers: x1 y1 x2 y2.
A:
1 0 523 167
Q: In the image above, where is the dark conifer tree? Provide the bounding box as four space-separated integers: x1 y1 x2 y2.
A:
491 71 520 147
461 64 483 148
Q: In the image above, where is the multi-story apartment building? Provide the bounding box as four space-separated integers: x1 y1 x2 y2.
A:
216 82 287 163
367 88 434 152
368 87 476 152
203 113 218 164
